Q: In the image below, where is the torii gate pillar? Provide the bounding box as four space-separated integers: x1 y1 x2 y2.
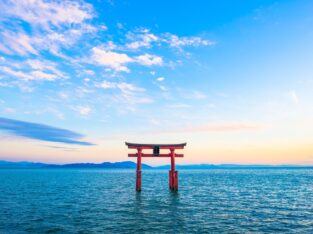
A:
126 142 186 192
136 147 142 192
169 148 178 191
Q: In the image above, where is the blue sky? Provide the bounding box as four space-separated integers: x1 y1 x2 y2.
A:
0 0 313 165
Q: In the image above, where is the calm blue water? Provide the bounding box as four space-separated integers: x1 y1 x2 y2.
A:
1 169 313 233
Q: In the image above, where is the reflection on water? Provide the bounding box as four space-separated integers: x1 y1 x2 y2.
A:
1 169 313 233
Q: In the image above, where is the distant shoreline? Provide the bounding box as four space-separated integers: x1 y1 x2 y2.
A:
1 160 313 169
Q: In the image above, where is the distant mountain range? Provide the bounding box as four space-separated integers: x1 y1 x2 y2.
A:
0 160 151 169
0 160 312 169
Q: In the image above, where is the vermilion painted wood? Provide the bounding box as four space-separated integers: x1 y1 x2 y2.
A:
170 149 175 171
125 142 186 148
126 145 186 149
128 154 184 157
169 148 178 191
136 148 142 192
126 142 186 192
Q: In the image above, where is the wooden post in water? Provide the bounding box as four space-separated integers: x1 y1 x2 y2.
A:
136 148 142 192
169 148 178 191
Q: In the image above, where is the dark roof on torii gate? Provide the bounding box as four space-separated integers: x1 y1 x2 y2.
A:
125 142 187 147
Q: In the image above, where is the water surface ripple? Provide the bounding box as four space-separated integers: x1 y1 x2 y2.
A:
1 169 313 233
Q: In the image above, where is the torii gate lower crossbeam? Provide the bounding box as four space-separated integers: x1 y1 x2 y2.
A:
126 142 186 191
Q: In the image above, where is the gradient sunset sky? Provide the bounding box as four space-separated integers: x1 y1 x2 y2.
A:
0 0 313 165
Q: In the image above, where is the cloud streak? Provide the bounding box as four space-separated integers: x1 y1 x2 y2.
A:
0 117 94 145
166 122 265 134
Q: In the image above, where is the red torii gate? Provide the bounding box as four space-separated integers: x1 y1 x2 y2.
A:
125 142 186 191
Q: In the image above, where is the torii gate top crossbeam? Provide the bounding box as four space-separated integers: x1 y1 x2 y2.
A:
125 142 186 158
125 142 187 149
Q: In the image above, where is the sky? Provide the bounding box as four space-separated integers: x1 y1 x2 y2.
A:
0 0 313 165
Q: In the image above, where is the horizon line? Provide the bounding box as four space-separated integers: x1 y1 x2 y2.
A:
1 160 313 168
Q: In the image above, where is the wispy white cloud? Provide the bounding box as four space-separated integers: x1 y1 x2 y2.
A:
164 33 215 49
0 0 95 56
126 29 159 49
1 67 58 81
156 77 165 81
159 85 167 91
30 70 58 81
74 106 92 116
0 66 33 80
1 0 94 29
90 47 163 72
0 58 66 81
135 54 163 66
0 31 38 55
97 81 145 93
91 47 133 72
83 70 95 76
0 0 215 120
116 82 145 93
124 28 213 52
97 81 153 105
289 90 299 104
26 59 65 77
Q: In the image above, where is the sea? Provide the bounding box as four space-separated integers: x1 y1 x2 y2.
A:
1 169 313 233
